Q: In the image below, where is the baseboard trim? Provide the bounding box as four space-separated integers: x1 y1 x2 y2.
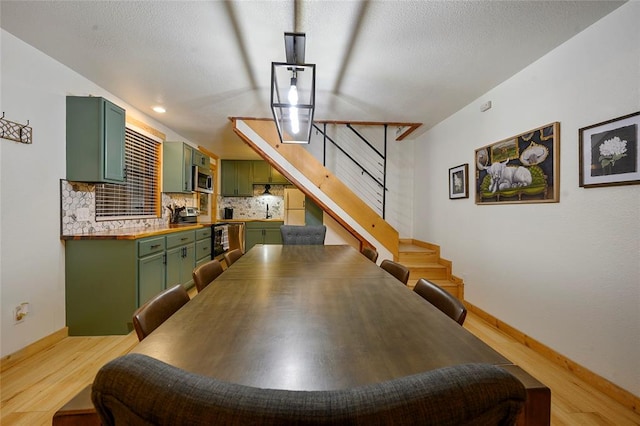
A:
0 327 68 372
466 302 639 415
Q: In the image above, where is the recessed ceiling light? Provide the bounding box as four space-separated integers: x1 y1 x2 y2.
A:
152 106 166 113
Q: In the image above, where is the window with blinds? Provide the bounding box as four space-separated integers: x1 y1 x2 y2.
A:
96 127 161 220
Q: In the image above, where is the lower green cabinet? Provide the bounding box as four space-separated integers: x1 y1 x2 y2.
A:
245 221 283 252
138 251 166 306
195 227 212 268
65 229 201 336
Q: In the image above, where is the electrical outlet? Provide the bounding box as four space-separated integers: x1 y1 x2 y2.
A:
14 302 29 323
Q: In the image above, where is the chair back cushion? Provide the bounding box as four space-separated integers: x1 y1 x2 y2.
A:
380 259 410 285
362 247 379 263
280 225 326 245
132 285 189 341
414 278 467 325
92 353 525 426
223 248 243 267
192 259 224 292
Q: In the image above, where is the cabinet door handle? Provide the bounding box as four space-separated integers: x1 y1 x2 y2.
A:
151 244 161 249
163 254 167 265
181 237 188 241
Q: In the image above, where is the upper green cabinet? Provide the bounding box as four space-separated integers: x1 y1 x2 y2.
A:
66 96 126 183
252 161 289 184
221 160 253 196
163 141 194 193
192 150 209 169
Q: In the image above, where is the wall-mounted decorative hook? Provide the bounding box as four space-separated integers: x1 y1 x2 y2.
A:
1 113 32 144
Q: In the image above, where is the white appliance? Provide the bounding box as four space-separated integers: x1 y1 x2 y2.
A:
284 188 305 225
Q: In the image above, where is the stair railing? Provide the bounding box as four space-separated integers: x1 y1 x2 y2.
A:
311 123 388 218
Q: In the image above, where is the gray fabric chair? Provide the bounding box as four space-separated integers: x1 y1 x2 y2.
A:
132 284 190 341
380 259 410 285
92 353 526 426
280 225 326 245
414 278 468 325
192 259 224 293
362 246 379 263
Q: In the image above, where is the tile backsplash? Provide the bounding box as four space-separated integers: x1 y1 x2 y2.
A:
60 180 287 235
218 185 285 220
60 180 195 235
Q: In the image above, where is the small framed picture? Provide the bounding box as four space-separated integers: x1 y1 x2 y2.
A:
449 164 469 199
579 111 640 188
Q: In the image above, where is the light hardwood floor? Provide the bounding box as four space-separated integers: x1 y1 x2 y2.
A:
1 311 639 425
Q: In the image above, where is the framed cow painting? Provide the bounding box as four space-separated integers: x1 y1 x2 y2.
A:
475 122 560 205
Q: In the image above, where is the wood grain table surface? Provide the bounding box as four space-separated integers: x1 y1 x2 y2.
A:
132 244 513 390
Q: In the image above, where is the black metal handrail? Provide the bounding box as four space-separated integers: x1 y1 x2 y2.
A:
311 123 388 218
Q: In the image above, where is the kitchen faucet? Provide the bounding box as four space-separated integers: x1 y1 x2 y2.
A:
266 204 272 219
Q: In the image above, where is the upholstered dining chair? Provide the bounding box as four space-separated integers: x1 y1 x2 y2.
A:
361 246 379 263
92 353 526 426
223 248 243 268
132 284 190 341
380 259 410 285
413 278 467 325
280 225 327 245
192 259 224 293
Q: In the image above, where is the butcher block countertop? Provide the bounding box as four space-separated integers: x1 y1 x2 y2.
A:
60 219 285 240
61 223 205 241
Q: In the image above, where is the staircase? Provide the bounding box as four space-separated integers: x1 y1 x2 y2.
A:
398 239 464 300
232 118 464 300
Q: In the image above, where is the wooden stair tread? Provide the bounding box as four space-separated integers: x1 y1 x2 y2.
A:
398 243 434 253
402 261 447 269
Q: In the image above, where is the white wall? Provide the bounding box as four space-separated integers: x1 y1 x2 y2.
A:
0 30 195 357
412 3 639 396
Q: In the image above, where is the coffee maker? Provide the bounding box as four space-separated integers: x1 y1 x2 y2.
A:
223 207 234 220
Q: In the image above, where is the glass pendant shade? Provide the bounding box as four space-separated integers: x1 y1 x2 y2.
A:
271 62 315 144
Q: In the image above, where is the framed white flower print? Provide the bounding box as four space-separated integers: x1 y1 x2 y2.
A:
449 164 468 199
579 111 640 188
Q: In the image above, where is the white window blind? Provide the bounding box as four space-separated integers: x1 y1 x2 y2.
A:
96 127 161 220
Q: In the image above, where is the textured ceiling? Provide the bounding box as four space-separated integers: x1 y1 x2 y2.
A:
0 0 625 158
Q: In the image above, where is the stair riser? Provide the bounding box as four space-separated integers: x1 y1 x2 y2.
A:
409 268 448 280
398 252 439 264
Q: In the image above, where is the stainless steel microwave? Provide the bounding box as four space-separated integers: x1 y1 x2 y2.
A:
193 166 213 193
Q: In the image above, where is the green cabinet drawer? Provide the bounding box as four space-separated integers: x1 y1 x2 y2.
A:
195 239 211 261
166 230 195 249
138 236 166 257
196 227 211 240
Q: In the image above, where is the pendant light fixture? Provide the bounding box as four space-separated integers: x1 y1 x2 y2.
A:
271 32 315 144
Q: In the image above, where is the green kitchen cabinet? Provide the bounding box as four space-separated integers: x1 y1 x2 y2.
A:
221 160 253 196
192 149 209 169
165 230 196 289
252 161 289 184
137 236 166 307
245 221 283 252
195 227 212 268
65 229 201 336
163 141 194 193
66 96 126 184
65 239 138 336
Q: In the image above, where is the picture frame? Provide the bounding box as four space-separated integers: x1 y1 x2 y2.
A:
475 122 560 205
449 164 469 199
579 111 640 188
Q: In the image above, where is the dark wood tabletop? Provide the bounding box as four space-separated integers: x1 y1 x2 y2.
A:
132 244 513 390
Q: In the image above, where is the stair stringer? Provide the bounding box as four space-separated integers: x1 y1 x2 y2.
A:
233 118 399 259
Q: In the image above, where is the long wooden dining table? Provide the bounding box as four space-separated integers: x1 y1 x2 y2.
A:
132 244 549 425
